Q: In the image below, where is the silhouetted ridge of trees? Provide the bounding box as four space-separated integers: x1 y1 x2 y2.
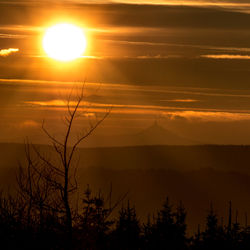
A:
2 190 250 249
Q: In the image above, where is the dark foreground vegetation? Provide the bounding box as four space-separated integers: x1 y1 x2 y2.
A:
1 187 250 250
1 92 249 249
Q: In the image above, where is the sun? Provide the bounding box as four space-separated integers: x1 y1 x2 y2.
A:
43 23 87 62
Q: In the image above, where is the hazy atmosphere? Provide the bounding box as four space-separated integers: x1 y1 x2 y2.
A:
2 1 250 249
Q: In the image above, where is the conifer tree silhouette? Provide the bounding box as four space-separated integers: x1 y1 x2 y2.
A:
146 197 187 250
175 201 188 249
201 204 228 250
112 201 141 250
77 185 114 249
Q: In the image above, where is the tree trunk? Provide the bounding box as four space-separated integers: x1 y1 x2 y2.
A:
64 167 72 248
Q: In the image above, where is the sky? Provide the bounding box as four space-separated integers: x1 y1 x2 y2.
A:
2 0 250 144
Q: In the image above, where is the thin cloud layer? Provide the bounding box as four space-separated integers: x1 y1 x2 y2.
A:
164 111 250 122
0 48 19 56
201 54 250 60
112 0 250 7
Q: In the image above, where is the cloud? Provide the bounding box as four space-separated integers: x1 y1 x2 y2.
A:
25 100 67 106
0 48 19 56
19 120 39 128
163 111 250 122
3 78 250 100
201 54 250 60
112 0 250 7
23 99 250 122
0 33 27 39
66 0 250 8
136 55 181 59
2 0 250 6
161 99 199 103
1 2 250 29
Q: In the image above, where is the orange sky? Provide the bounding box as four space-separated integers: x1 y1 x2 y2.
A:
2 0 250 144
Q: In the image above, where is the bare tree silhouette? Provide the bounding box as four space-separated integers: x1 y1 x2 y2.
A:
17 86 110 247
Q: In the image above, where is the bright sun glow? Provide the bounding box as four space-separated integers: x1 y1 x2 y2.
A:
43 23 87 62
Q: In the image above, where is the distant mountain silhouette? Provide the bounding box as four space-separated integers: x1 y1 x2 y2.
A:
135 121 198 145
83 122 198 147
